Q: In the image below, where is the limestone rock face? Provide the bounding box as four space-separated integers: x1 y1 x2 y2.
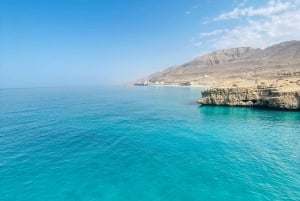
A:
198 86 300 110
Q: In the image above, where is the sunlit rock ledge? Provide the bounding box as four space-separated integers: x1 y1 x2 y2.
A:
198 85 300 110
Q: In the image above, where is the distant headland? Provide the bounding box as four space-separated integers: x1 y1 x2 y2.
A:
134 40 300 110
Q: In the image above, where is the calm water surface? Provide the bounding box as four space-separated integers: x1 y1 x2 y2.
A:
0 86 299 201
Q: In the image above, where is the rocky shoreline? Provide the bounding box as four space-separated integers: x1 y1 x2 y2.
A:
134 41 300 110
198 86 300 110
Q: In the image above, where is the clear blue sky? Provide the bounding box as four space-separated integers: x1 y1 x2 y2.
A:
2 0 298 87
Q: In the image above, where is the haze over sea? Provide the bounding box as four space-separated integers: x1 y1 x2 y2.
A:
0 86 299 201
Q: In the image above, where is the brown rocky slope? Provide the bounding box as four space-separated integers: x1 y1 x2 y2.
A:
137 40 300 88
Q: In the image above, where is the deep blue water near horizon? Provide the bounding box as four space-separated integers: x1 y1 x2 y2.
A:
0 86 299 201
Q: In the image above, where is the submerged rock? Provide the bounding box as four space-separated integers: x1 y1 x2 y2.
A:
198 86 300 110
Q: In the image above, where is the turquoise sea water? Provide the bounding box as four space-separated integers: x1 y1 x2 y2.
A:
0 86 299 201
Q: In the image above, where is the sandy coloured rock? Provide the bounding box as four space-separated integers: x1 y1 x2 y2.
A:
198 86 300 110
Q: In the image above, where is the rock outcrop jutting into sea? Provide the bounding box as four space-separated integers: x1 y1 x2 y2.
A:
135 40 300 110
198 86 300 110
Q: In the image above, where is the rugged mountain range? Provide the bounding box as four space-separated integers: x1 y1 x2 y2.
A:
137 40 300 87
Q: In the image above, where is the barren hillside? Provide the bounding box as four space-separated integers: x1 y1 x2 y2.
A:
136 40 300 90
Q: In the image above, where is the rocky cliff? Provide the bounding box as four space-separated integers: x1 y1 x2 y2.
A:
135 40 300 110
198 86 300 110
